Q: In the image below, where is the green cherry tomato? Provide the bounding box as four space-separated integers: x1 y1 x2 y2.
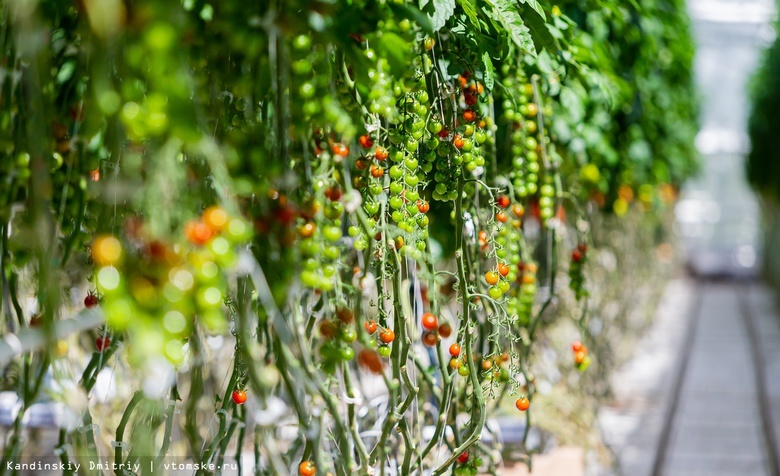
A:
378 345 392 358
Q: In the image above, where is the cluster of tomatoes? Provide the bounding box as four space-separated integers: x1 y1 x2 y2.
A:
571 340 591 371
568 242 589 300
454 450 485 476
92 206 251 364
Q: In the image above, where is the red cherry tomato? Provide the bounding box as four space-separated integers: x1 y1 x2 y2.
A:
457 451 469 464
84 294 99 308
232 390 247 405
379 328 395 344
449 343 461 357
299 461 316 476
96 336 111 352
364 320 378 334
421 312 438 331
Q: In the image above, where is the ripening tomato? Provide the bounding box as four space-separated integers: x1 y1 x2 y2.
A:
422 332 439 347
379 328 395 344
453 135 464 149
96 336 111 352
417 200 430 214
449 343 461 357
574 350 587 364
497 262 510 277
497 195 511 209
463 109 477 122
370 164 384 178
375 146 389 161
332 143 349 157
359 134 374 149
185 221 214 245
91 235 123 266
495 211 508 223
512 204 525 217
571 341 583 352
232 390 247 405
203 206 229 232
358 349 383 374
515 396 530 412
299 222 316 238
485 271 499 286
299 461 316 476
421 312 438 331
364 320 378 334
84 293 99 308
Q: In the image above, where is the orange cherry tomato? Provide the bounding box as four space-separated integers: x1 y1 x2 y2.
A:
299 461 316 476
232 390 247 405
497 262 510 277
422 331 439 347
516 397 530 412
449 343 461 357
421 312 438 331
364 320 378 334
379 328 395 344
485 271 499 285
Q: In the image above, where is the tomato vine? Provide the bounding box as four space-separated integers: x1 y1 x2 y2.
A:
0 0 696 475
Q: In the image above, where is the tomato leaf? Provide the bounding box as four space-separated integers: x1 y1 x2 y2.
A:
487 0 534 55
520 0 545 21
482 52 495 91
458 0 479 28
388 3 434 34
521 6 559 55
429 0 456 32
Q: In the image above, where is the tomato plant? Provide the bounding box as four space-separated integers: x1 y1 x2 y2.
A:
0 0 696 475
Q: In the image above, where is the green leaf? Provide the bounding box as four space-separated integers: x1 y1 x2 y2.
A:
522 6 558 55
388 3 434 34
488 0 534 54
375 32 412 76
429 0 456 32
459 0 479 27
520 0 545 21
482 52 495 91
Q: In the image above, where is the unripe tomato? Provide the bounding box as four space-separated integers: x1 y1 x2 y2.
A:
232 390 247 405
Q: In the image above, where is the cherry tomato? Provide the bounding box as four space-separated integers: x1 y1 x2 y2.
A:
458 364 470 376
203 206 229 232
481 359 493 371
96 336 111 352
359 134 374 149
364 320 378 334
424 37 435 50
485 271 499 285
572 250 583 263
185 221 214 245
421 312 438 331
497 195 511 209
495 211 508 223
512 204 525 217
84 293 99 308
462 109 477 122
91 235 123 265
438 322 452 338
379 328 395 344
232 390 247 405
457 452 469 464
299 222 316 238
515 397 530 412
299 461 316 476
497 263 510 277
375 146 389 161
449 343 461 357
572 341 583 352
358 349 383 374
370 164 384 178
449 358 461 369
378 345 392 358
422 332 438 347
574 350 587 364
417 200 430 214
453 135 464 149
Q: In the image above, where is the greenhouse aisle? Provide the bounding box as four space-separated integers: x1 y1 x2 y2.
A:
599 280 780 476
